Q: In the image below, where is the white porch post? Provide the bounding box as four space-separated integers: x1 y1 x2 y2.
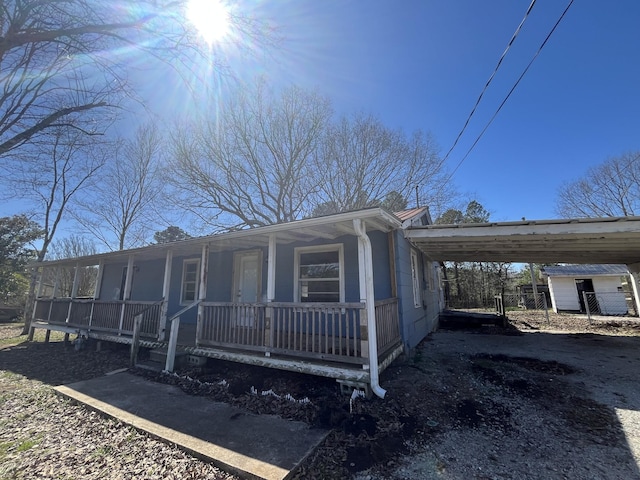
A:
48 268 60 323
28 266 46 341
89 260 104 327
267 234 277 302
353 218 385 398
119 255 135 332
160 249 173 341
195 244 209 345
626 263 640 316
265 234 277 353
67 262 81 324
43 268 61 343
36 266 45 297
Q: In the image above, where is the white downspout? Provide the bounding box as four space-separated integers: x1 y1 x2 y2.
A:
353 218 386 399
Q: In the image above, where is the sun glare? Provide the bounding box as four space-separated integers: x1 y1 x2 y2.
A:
186 0 231 45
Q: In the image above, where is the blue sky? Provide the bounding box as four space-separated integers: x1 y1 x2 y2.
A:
229 0 639 221
5 0 640 236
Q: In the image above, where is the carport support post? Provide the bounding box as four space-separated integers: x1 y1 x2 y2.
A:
529 263 539 296
626 264 640 317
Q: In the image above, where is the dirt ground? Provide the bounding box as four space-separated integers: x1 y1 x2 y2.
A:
1 312 640 479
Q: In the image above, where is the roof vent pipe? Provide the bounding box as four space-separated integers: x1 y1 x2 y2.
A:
353 218 386 399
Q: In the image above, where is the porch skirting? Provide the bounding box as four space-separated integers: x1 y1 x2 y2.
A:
182 345 371 383
29 297 403 388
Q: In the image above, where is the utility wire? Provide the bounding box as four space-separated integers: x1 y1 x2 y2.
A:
443 0 575 185
440 0 537 166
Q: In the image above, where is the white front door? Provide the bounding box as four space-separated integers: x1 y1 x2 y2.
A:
233 251 261 326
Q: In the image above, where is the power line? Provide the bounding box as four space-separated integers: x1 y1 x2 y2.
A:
440 0 537 166
443 0 575 185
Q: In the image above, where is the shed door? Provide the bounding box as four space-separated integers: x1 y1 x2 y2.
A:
232 251 261 326
575 278 598 313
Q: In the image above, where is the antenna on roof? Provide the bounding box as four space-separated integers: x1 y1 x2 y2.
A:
415 185 420 208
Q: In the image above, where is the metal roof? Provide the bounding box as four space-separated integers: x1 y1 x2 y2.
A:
404 216 640 265
393 207 428 222
542 264 629 277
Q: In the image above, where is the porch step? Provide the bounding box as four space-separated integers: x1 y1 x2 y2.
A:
148 347 207 369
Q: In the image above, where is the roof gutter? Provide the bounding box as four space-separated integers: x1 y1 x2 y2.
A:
353 218 386 399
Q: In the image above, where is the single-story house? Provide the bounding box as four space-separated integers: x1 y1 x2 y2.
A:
542 264 630 315
29 207 443 398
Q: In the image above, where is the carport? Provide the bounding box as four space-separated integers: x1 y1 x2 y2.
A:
403 216 640 312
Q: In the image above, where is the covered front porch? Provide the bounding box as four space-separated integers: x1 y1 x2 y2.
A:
29 209 405 396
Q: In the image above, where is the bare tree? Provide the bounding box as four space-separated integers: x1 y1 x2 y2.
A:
0 0 276 332
0 0 276 158
315 113 449 215
49 235 99 297
435 201 508 308
73 124 165 250
8 128 105 262
7 126 105 332
556 152 640 218
169 81 333 229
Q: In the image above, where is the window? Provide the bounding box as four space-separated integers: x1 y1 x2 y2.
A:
181 259 200 304
295 245 344 303
410 250 421 308
425 261 436 292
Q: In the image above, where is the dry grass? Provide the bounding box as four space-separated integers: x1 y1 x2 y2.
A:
0 324 237 480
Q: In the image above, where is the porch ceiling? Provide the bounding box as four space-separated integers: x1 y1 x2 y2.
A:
405 216 640 265
39 208 401 267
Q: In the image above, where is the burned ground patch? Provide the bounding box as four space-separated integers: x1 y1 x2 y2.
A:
472 353 579 375
468 351 625 449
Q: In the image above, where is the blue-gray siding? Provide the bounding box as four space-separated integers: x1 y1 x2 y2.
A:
97 232 395 326
394 230 440 349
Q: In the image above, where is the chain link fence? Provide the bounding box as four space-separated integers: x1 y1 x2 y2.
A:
582 291 638 321
448 290 639 327
495 292 550 323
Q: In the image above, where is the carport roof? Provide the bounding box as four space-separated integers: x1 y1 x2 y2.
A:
405 216 640 265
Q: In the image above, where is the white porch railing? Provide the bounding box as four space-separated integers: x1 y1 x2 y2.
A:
197 301 374 364
270 302 364 363
375 298 401 356
198 302 267 350
33 298 164 339
33 297 402 364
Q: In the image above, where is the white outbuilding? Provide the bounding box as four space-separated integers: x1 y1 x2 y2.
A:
542 264 631 315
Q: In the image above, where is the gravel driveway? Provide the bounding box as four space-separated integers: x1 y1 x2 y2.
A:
374 329 640 480
1 317 640 479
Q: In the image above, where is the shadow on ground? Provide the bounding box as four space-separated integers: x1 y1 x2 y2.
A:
0 339 130 385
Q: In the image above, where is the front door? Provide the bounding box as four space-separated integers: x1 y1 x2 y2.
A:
232 251 262 326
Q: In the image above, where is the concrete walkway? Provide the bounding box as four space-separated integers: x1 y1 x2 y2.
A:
54 371 329 480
